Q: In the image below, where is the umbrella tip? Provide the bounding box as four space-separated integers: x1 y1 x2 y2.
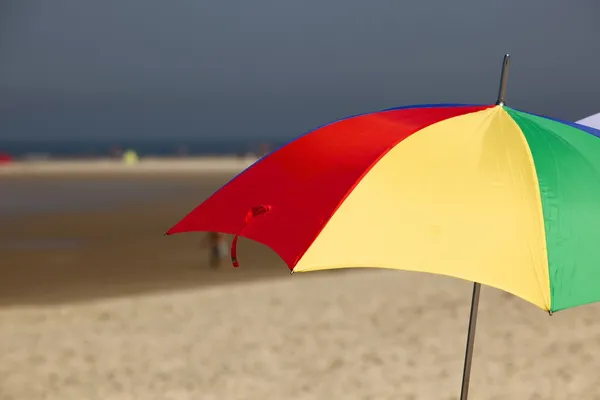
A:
503 54 511 70
496 53 511 106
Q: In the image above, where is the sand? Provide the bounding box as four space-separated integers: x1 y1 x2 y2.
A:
2 173 600 399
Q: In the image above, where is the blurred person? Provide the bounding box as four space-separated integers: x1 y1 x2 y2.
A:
200 232 228 268
0 152 12 164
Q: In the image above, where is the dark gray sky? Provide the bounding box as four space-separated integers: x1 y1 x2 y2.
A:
0 0 598 140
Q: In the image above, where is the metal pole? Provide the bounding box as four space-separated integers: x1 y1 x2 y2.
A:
496 54 511 106
459 282 481 400
458 54 512 400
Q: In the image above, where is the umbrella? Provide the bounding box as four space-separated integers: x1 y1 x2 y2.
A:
577 112 600 129
167 54 600 399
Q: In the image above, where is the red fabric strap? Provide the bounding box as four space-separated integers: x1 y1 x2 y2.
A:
231 205 272 267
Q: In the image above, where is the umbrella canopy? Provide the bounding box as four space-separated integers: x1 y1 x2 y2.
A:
577 112 600 129
167 55 600 400
168 103 600 314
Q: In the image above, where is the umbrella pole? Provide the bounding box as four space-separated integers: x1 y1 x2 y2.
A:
459 282 481 400
459 54 511 399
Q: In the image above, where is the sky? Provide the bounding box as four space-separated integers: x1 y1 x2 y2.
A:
0 0 598 140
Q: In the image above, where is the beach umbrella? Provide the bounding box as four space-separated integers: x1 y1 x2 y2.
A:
577 112 600 129
167 54 600 400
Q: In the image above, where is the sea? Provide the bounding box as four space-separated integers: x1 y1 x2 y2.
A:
0 138 286 159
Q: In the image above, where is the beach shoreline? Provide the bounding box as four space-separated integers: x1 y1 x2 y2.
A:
0 156 259 176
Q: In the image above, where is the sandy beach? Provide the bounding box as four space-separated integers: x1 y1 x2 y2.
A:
2 169 600 399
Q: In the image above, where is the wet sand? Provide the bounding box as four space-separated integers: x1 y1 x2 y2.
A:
0 173 288 306
2 174 600 399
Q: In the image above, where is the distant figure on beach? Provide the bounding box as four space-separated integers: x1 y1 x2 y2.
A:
259 142 272 157
122 149 139 165
0 152 13 165
201 232 228 268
